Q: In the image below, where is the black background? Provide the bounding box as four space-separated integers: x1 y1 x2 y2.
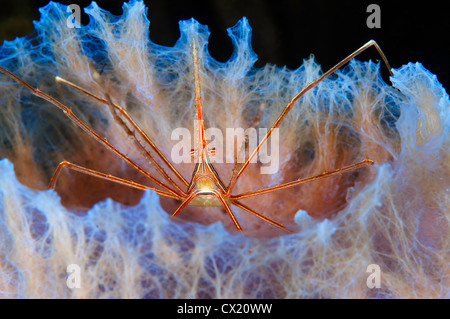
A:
0 0 448 90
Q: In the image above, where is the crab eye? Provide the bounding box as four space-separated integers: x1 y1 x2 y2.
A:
209 147 216 156
190 149 196 158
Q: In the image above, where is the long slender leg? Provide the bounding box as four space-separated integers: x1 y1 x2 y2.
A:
230 199 287 231
227 103 265 190
191 41 208 156
103 91 187 196
54 76 189 190
226 40 392 195
50 160 182 200
0 66 182 198
231 159 374 200
214 192 242 231
171 191 243 231
171 191 199 217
